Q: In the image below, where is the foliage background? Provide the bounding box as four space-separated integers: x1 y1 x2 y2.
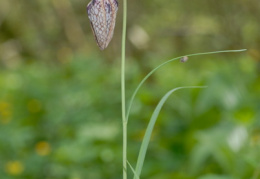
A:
0 0 260 178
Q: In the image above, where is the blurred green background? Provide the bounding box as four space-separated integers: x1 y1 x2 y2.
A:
0 0 260 178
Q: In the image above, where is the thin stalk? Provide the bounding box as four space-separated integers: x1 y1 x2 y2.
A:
121 0 128 179
125 49 247 122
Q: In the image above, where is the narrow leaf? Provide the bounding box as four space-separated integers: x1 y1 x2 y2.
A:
127 160 140 179
134 86 207 179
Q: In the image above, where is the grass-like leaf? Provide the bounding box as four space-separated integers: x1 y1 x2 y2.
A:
126 49 247 122
133 86 207 179
127 160 140 179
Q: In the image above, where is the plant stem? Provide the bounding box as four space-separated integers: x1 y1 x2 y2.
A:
125 49 247 122
121 0 127 178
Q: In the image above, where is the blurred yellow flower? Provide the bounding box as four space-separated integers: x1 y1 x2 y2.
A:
35 141 51 156
251 133 260 146
5 161 24 176
27 99 42 113
0 101 12 124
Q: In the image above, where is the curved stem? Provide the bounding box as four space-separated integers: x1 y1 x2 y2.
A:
125 49 247 122
121 0 128 178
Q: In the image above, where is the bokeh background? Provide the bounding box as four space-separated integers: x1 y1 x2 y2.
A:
0 0 260 178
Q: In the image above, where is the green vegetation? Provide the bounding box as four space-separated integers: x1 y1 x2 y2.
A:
0 0 259 179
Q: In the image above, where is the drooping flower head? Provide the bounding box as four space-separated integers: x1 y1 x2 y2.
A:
87 0 118 50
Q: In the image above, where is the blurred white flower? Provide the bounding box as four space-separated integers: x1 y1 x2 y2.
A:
227 126 248 152
128 25 150 50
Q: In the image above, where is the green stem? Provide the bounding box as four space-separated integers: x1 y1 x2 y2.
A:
121 0 127 178
125 49 247 122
